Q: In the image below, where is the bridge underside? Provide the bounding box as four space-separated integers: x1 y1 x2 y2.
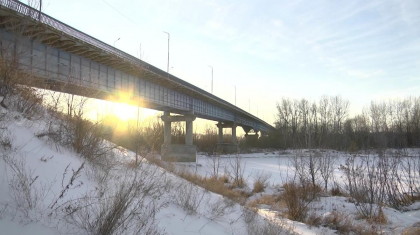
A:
0 0 275 162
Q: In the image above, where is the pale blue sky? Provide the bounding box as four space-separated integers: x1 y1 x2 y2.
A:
35 0 420 125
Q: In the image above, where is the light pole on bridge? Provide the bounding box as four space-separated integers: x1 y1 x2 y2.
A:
208 65 213 94
233 85 236 106
163 31 170 79
113 38 120 47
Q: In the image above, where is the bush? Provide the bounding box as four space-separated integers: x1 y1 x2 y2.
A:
243 206 293 235
172 181 206 215
248 194 279 208
0 127 13 150
228 154 247 188
64 164 167 235
252 171 271 193
3 154 50 219
331 184 343 196
320 211 382 235
281 181 320 222
12 86 44 119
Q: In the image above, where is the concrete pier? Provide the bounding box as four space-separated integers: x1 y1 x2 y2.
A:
216 121 239 153
161 112 196 162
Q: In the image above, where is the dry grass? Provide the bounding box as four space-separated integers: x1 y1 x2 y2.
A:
331 185 343 196
402 227 420 235
253 181 265 193
248 194 280 208
306 211 383 235
252 171 271 193
370 207 387 225
230 177 247 189
280 181 321 222
219 174 229 183
176 170 249 204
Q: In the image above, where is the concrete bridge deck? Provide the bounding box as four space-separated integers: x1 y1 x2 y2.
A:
0 0 275 161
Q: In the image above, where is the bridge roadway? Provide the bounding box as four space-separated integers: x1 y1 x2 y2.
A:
0 0 275 161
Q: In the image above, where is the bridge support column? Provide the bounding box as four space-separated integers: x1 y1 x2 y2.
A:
186 120 193 145
163 111 171 145
245 131 259 147
216 121 239 153
161 112 196 162
218 122 223 143
232 122 237 144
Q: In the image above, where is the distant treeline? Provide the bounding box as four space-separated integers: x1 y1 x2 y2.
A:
101 95 420 152
273 95 420 150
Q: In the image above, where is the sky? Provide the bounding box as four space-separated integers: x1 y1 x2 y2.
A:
28 0 420 127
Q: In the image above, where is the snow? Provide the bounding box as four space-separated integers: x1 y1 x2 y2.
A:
0 110 251 235
176 150 420 234
1 107 420 234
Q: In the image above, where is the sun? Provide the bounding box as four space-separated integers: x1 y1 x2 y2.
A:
85 92 160 123
111 103 137 121
108 92 160 122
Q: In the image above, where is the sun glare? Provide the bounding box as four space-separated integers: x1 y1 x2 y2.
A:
111 103 137 121
85 91 159 123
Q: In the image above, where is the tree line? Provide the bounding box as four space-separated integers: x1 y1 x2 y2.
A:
274 95 420 150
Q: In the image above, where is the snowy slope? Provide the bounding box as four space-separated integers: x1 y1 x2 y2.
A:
2 106 419 235
0 109 288 235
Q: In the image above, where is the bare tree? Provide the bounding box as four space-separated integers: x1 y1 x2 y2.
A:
318 151 335 191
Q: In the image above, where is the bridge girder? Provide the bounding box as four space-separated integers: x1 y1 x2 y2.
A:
0 0 276 133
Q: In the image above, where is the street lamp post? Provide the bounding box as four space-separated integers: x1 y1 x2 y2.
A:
113 38 120 47
163 31 170 79
233 85 236 106
208 65 213 94
38 0 42 21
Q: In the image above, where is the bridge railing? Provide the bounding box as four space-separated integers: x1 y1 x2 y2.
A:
0 0 145 67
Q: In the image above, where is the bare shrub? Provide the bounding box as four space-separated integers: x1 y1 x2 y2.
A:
399 152 420 205
11 86 44 119
0 127 13 150
206 152 222 180
319 211 382 235
318 151 336 191
229 153 246 188
49 163 85 211
242 206 258 224
0 203 9 220
247 219 290 235
208 197 235 220
172 181 207 215
39 92 116 164
281 181 319 222
330 184 343 196
194 124 218 153
305 213 323 228
321 211 354 234
3 153 51 219
291 151 321 199
252 171 271 193
64 164 168 235
343 154 387 220
243 207 293 235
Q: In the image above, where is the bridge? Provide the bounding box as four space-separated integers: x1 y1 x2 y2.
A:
0 0 275 161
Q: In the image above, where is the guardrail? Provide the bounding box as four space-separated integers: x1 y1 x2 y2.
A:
0 0 143 66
